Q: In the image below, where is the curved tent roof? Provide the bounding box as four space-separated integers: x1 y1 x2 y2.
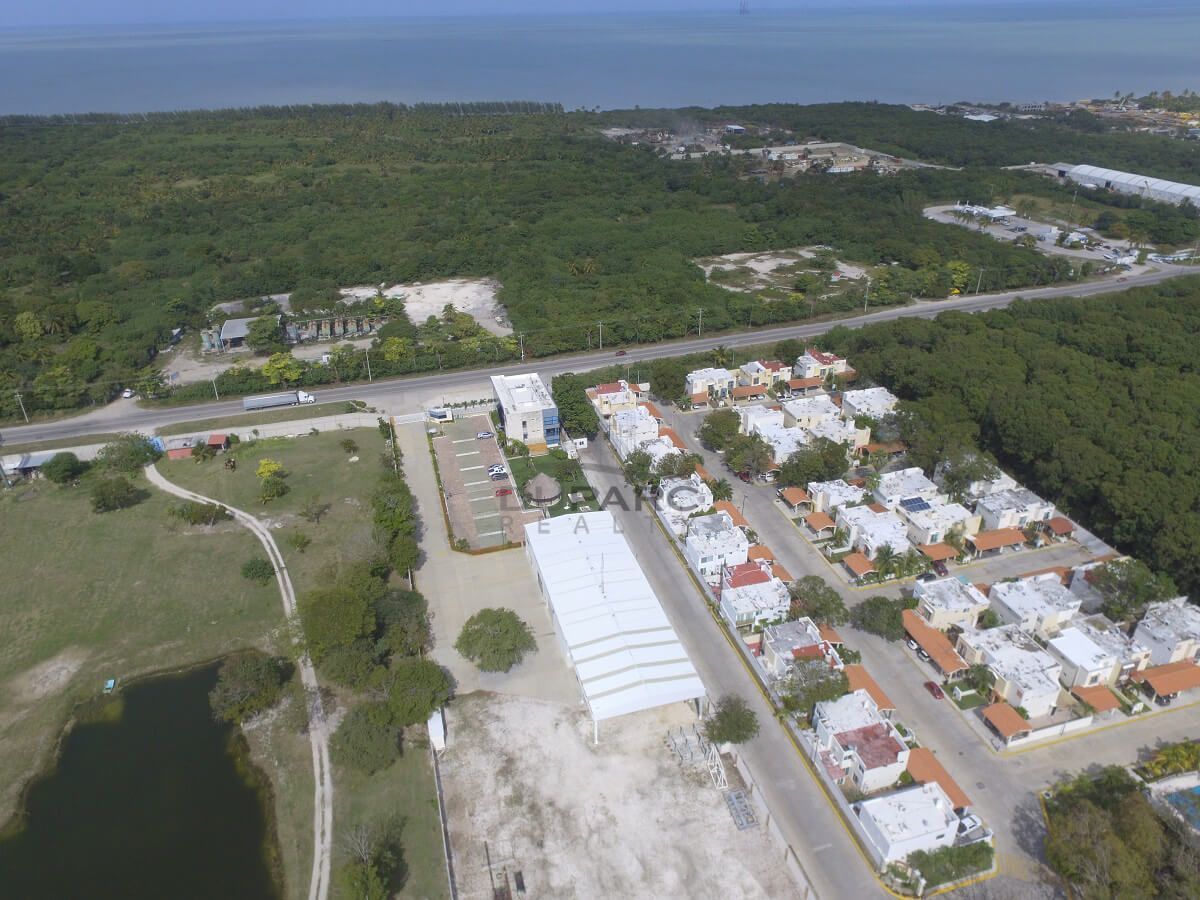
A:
1067 164 1200 205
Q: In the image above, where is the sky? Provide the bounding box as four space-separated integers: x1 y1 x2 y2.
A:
2 0 1052 29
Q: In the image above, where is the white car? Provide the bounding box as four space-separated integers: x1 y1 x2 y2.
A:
121 388 135 399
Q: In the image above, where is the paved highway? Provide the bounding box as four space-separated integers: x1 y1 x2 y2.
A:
2 265 1188 447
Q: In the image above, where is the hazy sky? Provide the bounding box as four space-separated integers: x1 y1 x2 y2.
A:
3 0 1045 28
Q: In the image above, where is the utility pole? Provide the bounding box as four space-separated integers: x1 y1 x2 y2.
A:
598 321 603 351
698 308 704 338
518 334 525 361
14 392 29 424
862 278 871 314
364 349 373 382
210 379 220 401
975 267 985 294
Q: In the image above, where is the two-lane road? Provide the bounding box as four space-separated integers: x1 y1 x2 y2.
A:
3 265 1188 447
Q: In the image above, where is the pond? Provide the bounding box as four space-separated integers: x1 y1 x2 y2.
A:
0 662 282 899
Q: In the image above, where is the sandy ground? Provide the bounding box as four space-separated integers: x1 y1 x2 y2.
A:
340 278 511 335
6 646 89 704
440 692 795 900
697 247 865 294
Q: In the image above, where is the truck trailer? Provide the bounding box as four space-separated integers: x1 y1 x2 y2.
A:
242 390 316 411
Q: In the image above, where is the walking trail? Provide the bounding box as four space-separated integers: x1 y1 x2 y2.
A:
145 464 333 900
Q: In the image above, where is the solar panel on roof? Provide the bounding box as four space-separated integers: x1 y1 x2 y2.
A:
900 497 931 513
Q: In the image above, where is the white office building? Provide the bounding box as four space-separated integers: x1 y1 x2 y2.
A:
989 573 1081 639
683 512 750 584
855 783 960 866
491 373 561 449
524 511 707 736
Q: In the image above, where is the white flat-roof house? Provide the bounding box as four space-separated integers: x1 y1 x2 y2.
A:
683 512 750 585
610 406 661 460
782 395 841 428
900 501 980 546
491 373 560 450
809 479 868 514
762 618 842 678
855 783 959 867
873 467 943 511
719 560 790 628
913 578 991 631
523 511 707 737
655 473 714 537
1133 597 1200 666
686 367 737 402
795 348 851 381
814 690 909 794
739 359 791 388
1047 627 1119 689
934 460 1018 501
806 417 870 451
1075 615 1151 681
840 387 899 422
989 573 1081 639
958 625 1064 718
739 404 784 435
837 505 914 560
976 488 1054 532
588 380 639 418
758 423 810 464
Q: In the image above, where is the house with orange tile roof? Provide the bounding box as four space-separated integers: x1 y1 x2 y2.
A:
905 747 970 811
1132 660 1200 700
777 485 811 514
982 702 1032 744
902 609 968 678
761 617 843 678
587 379 639 417
844 665 895 716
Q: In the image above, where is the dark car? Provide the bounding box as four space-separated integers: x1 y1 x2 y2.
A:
924 681 945 700
933 561 949 577
736 471 752 483
615 350 627 357
916 572 937 584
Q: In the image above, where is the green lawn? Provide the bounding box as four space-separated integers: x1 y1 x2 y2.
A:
0 433 126 455
156 401 366 436
0 475 283 827
506 452 597 517
953 691 986 711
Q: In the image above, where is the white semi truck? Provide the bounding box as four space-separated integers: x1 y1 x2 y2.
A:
242 390 316 411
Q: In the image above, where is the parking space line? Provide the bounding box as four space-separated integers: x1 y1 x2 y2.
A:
456 451 480 457
452 438 475 444
464 480 490 486
461 465 484 471
469 496 494 503
477 529 505 537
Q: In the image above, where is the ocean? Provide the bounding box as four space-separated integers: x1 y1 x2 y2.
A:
1 2 1198 115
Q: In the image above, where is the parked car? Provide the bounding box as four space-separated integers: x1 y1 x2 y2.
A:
933 560 949 577
958 814 982 834
476 431 494 440
906 638 919 651
615 350 627 357
495 488 513 497
490 472 508 481
917 648 931 662
1155 694 1173 707
916 572 937 583
121 388 135 399
924 681 945 700
736 471 752 483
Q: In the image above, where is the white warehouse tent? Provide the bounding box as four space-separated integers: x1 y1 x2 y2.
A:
1067 164 1200 206
524 511 707 736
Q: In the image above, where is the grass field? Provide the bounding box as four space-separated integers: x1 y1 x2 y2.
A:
507 453 596 517
157 428 449 899
0 476 284 827
0 433 125 456
156 401 366 436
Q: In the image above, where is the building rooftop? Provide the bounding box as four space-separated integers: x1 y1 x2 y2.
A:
960 624 1063 698
1076 615 1148 663
844 664 894 712
779 486 810 506
741 405 785 433
902 610 968 674
903 501 974 536
1136 597 1200 647
764 617 828 661
1048 627 1117 673
838 722 906 769
991 573 1082 624
491 373 555 414
1132 661 1200 697
758 423 809 462
722 574 789 620
686 511 748 555
806 417 860 446
839 504 913 557
874 467 940 505
982 702 1032 739
977 487 1049 516
816 688 886 735
1071 684 1122 713
687 366 735 384
914 578 990 618
802 348 845 366
841 387 899 420
808 479 867 510
856 782 958 844
905 748 970 811
843 552 876 578
783 394 840 422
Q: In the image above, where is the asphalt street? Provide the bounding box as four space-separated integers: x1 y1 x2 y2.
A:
2 264 1189 447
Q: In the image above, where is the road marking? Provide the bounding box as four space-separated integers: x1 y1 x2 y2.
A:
452 438 475 444
461 464 484 471
456 450 480 457
464 479 490 486
469 495 494 503
813 843 832 852
477 529 505 537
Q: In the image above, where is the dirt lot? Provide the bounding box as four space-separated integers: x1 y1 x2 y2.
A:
341 278 510 335
696 247 865 295
441 693 796 900
432 415 540 548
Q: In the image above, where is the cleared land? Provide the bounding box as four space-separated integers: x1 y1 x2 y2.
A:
341 278 510 336
696 247 866 296
155 401 366 436
441 692 796 900
0 479 283 827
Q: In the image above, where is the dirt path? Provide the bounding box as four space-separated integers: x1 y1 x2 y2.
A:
145 464 333 900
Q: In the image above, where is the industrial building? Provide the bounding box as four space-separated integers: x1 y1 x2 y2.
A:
1064 164 1200 206
491 373 560 451
523 511 707 738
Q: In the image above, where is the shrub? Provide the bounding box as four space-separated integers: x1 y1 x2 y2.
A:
90 477 143 512
849 596 908 641
241 557 275 585
259 474 289 503
286 531 313 553
256 458 284 480
300 585 377 663
454 608 537 672
321 640 384 690
96 434 161 473
385 658 452 726
171 500 232 526
908 843 994 888
41 451 88 484
704 695 759 745
374 589 431 658
340 438 359 454
209 651 290 723
331 701 401 774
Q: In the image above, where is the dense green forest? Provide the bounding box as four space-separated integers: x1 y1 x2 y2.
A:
821 277 1200 597
600 101 1200 180
0 101 1192 419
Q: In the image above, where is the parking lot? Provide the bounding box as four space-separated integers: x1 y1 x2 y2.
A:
432 414 541 548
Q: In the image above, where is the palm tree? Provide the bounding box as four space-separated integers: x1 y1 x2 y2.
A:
712 344 731 368
873 545 897 578
709 478 734 502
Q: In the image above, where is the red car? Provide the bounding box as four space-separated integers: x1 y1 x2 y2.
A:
736 471 752 483
924 681 945 701
615 350 627 356
495 488 513 497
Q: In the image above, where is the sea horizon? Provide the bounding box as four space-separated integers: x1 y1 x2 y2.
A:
1 3 1197 116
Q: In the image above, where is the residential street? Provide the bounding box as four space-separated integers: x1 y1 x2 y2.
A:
577 438 886 899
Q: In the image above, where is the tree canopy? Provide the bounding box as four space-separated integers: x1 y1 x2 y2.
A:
454 608 537 673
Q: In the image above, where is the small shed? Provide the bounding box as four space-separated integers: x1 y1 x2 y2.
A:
525 472 562 507
164 437 198 461
207 434 230 451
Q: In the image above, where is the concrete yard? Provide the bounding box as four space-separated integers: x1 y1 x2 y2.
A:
440 692 796 900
